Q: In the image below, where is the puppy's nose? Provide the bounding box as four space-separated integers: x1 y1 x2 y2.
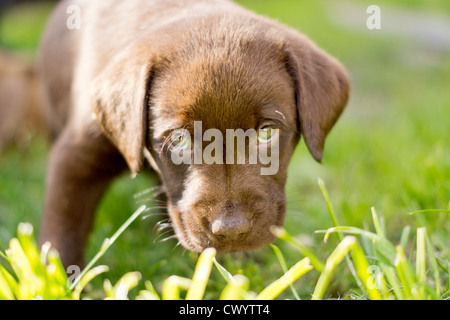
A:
211 216 250 242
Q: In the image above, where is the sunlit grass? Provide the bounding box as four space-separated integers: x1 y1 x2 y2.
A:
1 180 448 300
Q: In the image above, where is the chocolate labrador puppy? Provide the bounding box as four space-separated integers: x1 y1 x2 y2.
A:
38 0 350 268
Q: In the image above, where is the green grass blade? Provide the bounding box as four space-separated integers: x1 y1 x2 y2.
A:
394 245 416 299
220 274 249 300
136 290 160 300
213 257 234 284
415 228 426 288
318 226 396 262
318 178 369 296
371 207 385 238
141 280 160 300
45 249 70 299
317 178 340 233
39 242 51 266
46 249 68 287
350 242 382 300
424 231 441 297
0 263 18 300
379 262 404 300
318 226 379 243
408 209 450 215
0 266 15 300
186 247 216 300
271 226 324 273
162 276 192 300
256 258 312 300
312 237 356 300
73 265 109 300
399 226 411 249
16 223 43 278
376 270 394 300
214 259 251 300
270 244 301 300
69 205 146 290
6 238 44 299
108 205 147 245
106 271 142 300
318 177 367 289
0 251 8 262
446 263 450 296
137 280 161 300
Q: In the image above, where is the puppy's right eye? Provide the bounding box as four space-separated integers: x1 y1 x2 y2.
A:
170 129 191 151
257 126 278 144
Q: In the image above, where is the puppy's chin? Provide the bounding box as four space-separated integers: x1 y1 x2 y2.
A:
207 231 278 253
176 224 278 253
167 204 285 253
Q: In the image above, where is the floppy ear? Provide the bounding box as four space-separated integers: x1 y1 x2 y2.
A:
284 32 350 162
90 48 153 176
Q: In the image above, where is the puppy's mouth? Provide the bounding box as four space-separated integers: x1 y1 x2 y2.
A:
167 202 286 253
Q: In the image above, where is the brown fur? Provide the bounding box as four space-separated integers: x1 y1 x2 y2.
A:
38 0 350 268
0 51 45 152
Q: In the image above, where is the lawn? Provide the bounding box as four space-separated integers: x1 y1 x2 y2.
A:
0 0 449 299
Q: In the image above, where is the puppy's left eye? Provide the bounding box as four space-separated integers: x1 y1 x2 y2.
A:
170 130 191 151
257 126 278 144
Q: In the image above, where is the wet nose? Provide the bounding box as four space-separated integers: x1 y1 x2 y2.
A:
211 216 251 242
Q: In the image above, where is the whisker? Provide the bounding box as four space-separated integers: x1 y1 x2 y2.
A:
136 198 168 205
144 206 169 211
141 212 169 220
151 199 168 205
144 206 168 214
143 211 169 215
133 186 163 199
136 198 154 204
160 234 178 242
171 241 182 252
155 221 171 228
155 224 172 234
154 229 173 243
153 218 171 227
153 220 169 232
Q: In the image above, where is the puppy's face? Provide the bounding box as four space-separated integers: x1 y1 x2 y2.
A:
92 19 349 254
148 43 299 252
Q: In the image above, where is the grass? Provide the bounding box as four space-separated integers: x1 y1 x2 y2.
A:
0 0 449 299
1 180 448 300
0 1 55 56
0 216 313 300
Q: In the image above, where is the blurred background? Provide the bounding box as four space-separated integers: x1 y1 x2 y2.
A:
0 0 449 298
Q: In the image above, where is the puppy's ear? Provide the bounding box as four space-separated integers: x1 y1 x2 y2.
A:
90 48 153 175
284 32 350 162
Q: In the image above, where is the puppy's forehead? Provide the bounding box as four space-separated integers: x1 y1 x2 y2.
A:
151 48 296 134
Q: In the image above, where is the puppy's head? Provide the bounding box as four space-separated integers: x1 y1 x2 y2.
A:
92 19 349 252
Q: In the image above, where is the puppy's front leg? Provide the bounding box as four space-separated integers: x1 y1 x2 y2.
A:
39 126 126 269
